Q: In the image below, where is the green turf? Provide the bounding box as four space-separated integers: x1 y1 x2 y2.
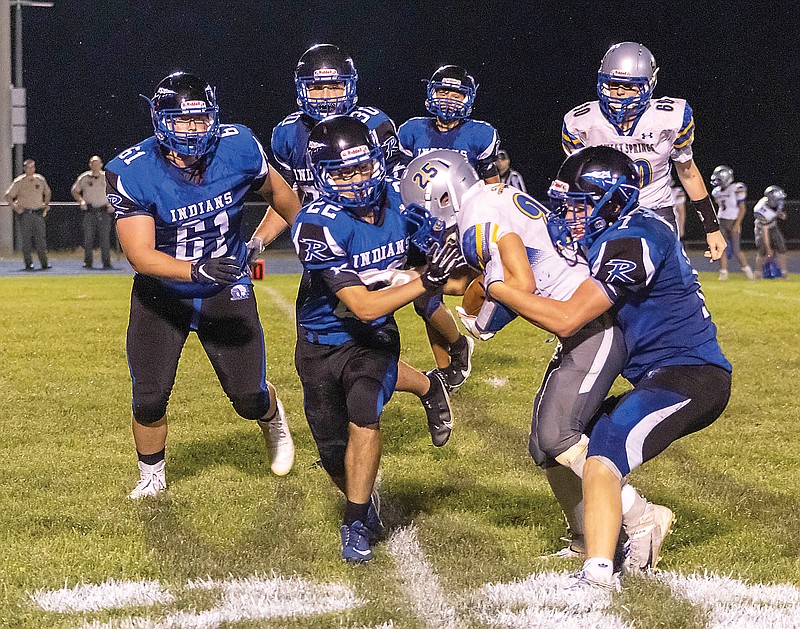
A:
0 273 798 628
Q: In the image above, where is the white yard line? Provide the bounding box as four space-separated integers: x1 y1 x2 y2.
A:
253 282 296 320
30 579 173 613
386 525 462 629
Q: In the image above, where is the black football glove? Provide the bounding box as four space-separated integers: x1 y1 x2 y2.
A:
190 256 243 285
422 237 462 291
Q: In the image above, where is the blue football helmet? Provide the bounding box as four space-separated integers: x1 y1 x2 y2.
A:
295 44 358 120
596 42 659 126
401 203 446 253
425 65 477 121
307 115 386 214
146 72 220 157
547 146 640 248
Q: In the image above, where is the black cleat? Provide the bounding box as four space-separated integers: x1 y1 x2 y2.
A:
421 370 453 447
438 335 475 392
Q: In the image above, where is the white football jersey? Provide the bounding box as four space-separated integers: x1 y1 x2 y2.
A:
457 182 589 301
712 182 747 221
562 98 695 210
753 197 781 230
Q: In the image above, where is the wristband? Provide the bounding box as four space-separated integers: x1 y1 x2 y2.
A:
691 195 720 233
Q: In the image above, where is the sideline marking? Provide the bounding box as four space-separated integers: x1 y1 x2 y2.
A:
253 283 295 320
386 525 462 629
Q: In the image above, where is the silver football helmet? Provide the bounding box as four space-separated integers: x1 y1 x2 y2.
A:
711 165 734 189
597 42 659 125
764 185 787 210
399 150 480 228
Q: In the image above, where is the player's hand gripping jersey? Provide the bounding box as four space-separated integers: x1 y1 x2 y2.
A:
292 182 415 344
398 117 499 180
586 208 731 383
106 124 269 297
712 182 747 221
562 98 695 210
458 182 589 301
272 107 400 204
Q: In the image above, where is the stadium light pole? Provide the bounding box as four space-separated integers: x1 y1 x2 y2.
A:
0 0 11 254
11 0 54 176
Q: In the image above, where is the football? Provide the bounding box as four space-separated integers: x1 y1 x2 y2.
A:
461 275 486 315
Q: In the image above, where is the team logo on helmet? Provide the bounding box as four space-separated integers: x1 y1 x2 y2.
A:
340 145 369 160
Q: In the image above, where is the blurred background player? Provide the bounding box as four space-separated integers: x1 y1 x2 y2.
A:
561 42 727 260
401 149 660 571
5 158 51 271
754 185 789 279
495 148 527 192
397 64 501 389
292 116 461 562
72 155 115 269
710 165 755 280
271 44 402 206
489 146 731 590
106 72 300 498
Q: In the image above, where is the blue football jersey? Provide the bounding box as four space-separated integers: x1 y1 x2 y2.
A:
292 181 413 344
586 208 731 383
271 106 400 204
397 117 500 179
106 124 269 297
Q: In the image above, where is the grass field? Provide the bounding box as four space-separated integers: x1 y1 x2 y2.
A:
1 272 799 628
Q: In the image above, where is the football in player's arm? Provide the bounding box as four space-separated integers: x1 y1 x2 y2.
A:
561 41 726 261
487 146 731 591
107 72 301 500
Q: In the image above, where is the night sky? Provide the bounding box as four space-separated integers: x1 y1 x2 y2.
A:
21 0 799 202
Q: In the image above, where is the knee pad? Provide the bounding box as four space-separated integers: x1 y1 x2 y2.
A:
347 377 385 428
232 391 271 421
413 292 442 321
132 395 168 426
554 434 589 477
528 431 551 468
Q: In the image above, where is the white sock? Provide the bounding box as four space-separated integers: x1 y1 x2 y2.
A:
582 557 614 582
621 484 648 527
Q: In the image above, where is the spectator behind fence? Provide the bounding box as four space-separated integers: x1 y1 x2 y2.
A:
5 159 51 271
72 156 114 269
495 149 527 192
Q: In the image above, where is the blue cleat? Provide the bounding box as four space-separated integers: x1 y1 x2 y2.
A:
341 520 374 563
364 490 384 543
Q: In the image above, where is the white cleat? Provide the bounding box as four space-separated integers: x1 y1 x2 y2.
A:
622 503 675 574
566 570 621 592
128 460 166 499
258 399 295 476
718 270 729 281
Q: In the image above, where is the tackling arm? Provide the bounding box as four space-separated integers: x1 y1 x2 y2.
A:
252 167 302 247
488 277 612 338
336 279 429 323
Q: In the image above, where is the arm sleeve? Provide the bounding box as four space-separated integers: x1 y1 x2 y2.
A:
475 127 500 179
374 117 402 174
270 125 297 188
248 130 271 190
589 237 659 302
460 221 501 272
105 170 151 220
561 119 584 154
397 122 414 158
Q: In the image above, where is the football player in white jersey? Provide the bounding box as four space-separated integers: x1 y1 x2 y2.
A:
754 185 789 279
400 150 669 573
562 42 726 260
710 165 755 280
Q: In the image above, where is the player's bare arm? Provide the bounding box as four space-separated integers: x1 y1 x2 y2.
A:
252 166 302 247
674 159 726 260
489 277 611 338
497 232 536 293
116 214 192 281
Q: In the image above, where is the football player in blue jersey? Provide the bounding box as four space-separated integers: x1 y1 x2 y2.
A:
271 44 402 206
106 72 302 499
397 64 501 391
486 146 731 590
292 116 462 563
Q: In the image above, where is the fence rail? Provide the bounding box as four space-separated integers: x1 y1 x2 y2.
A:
5 200 800 252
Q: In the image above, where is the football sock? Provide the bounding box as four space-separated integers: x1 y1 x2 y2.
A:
621 484 648 526
138 449 165 466
449 335 468 356
344 500 370 526
421 373 438 399
583 557 615 582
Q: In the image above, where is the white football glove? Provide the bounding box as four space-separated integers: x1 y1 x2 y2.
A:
455 306 494 341
246 236 265 265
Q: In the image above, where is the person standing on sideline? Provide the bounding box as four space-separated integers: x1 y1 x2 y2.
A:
495 149 527 192
5 159 51 271
710 165 755 280
72 156 115 269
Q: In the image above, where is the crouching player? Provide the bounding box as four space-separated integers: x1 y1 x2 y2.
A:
401 149 665 572
293 117 462 562
487 146 731 590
